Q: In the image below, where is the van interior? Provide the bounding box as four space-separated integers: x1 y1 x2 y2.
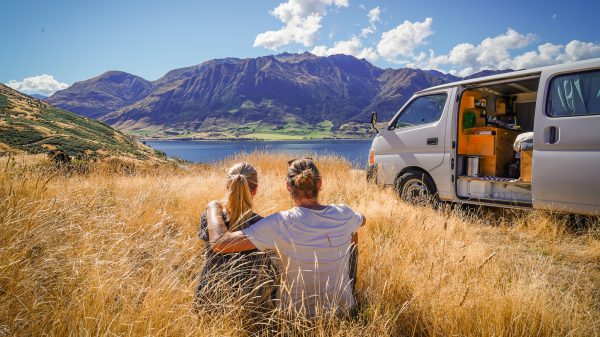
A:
455 76 540 205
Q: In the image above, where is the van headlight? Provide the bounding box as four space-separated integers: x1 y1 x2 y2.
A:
369 148 375 165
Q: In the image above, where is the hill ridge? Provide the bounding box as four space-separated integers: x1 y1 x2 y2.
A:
0 83 162 160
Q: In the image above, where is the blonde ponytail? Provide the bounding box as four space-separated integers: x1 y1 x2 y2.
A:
224 162 258 230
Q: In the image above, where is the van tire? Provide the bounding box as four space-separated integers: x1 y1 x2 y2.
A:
395 170 439 204
366 164 377 183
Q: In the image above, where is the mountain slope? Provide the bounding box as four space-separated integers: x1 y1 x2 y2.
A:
0 84 162 160
103 54 383 131
360 68 460 122
30 94 47 100
47 71 152 119
46 53 511 139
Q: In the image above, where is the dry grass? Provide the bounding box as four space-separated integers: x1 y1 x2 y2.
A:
0 152 599 336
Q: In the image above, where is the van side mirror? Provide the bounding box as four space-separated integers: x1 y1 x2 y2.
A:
370 111 379 132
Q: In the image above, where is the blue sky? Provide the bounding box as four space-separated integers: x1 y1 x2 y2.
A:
2 0 599 95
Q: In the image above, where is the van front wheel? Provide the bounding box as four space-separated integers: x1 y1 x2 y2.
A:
396 170 438 204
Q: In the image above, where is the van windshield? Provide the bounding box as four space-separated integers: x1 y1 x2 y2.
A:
391 94 447 129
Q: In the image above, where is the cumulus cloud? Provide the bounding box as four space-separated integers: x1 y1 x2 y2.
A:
311 36 379 60
410 28 600 76
6 74 69 96
253 0 349 50
510 43 563 69
310 6 380 61
360 6 380 37
561 40 600 61
412 28 535 75
509 40 600 70
376 17 433 61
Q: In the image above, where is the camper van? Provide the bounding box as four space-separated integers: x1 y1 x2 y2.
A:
368 58 600 216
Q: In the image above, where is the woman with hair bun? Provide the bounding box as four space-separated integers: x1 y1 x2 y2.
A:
206 158 365 317
196 162 277 313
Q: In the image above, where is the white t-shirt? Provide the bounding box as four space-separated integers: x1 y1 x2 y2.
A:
241 204 363 316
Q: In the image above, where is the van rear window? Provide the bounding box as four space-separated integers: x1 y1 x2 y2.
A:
546 70 600 117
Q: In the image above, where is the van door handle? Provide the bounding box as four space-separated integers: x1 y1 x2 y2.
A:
427 137 438 145
545 126 559 144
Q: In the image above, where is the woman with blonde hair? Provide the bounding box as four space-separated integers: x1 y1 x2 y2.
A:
206 158 365 317
196 162 277 313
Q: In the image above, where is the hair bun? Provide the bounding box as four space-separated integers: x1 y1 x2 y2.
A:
287 158 320 199
294 169 315 189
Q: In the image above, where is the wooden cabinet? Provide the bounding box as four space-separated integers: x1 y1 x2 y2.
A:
465 134 495 156
521 150 532 183
459 127 520 176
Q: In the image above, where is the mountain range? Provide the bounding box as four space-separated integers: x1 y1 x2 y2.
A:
47 53 509 139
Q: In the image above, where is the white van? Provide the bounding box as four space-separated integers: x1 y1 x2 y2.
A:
368 58 600 216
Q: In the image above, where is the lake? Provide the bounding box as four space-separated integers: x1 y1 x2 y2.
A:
145 139 374 167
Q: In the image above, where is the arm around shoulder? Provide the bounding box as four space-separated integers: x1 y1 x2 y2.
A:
211 230 256 254
205 200 257 253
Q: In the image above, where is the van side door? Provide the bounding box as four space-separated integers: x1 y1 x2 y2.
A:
533 63 600 215
374 89 453 187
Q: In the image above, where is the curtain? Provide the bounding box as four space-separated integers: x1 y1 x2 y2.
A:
549 71 600 116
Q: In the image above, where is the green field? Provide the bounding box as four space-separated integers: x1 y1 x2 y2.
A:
122 118 373 140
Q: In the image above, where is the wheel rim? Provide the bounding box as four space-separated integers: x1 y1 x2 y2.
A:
401 178 429 201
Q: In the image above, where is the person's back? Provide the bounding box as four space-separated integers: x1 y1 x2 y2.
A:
195 162 278 315
243 204 362 316
197 211 276 303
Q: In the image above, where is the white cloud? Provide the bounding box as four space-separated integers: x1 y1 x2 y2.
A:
360 27 374 37
511 43 563 69
360 6 380 37
412 28 536 75
445 28 534 74
311 36 379 60
358 3 365 9
376 17 433 61
5 74 69 96
561 40 600 61
253 0 349 50
367 6 380 24
254 14 322 49
416 28 600 76
510 40 600 70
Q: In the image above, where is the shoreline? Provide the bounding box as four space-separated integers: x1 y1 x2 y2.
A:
137 136 375 142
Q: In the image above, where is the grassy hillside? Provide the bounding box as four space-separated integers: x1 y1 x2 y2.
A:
0 152 598 336
0 84 163 160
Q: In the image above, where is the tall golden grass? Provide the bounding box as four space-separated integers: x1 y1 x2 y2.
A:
1 152 598 336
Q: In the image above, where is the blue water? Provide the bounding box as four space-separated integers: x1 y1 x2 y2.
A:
145 139 374 167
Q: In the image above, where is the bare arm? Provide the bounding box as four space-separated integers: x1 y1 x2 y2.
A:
352 215 365 243
206 201 257 253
